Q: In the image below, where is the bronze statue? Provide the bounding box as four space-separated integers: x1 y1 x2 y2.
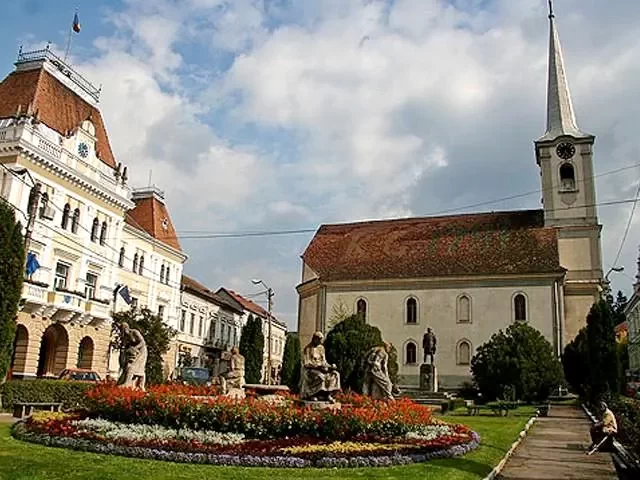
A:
362 342 394 400
117 322 147 390
422 328 437 364
300 332 341 402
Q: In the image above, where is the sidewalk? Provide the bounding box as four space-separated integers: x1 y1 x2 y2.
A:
498 405 616 479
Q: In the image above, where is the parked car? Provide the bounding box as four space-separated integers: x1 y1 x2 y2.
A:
58 368 101 382
179 367 211 385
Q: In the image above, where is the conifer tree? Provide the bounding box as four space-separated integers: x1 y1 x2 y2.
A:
239 315 264 384
281 332 301 391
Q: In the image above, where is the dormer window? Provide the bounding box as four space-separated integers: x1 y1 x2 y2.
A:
560 163 576 191
81 120 96 136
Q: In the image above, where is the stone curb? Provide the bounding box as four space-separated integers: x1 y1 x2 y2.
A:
482 413 538 480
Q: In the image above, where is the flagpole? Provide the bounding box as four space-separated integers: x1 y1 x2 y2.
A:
64 9 78 62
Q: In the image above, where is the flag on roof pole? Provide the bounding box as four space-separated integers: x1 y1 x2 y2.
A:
72 12 81 33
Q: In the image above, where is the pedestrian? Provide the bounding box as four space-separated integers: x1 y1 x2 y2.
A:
586 401 617 455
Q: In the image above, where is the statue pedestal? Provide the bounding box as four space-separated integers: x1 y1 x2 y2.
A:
420 363 438 393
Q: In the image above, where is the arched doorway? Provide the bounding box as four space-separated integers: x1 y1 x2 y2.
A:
37 324 69 377
77 336 94 369
10 325 29 376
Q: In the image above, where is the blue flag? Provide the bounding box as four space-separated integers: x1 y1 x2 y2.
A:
72 12 81 33
114 284 132 305
25 252 40 276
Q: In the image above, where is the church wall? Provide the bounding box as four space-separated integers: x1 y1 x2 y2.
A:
558 237 594 272
324 282 556 388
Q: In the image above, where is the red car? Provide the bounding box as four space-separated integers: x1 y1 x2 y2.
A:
58 368 101 382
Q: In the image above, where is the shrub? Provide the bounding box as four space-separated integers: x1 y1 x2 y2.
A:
1 380 93 410
602 394 640 457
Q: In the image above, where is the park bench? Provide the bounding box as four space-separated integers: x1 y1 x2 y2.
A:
466 405 482 415
13 402 63 419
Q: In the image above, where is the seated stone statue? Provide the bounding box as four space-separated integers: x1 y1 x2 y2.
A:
301 332 340 402
362 342 394 400
223 346 245 389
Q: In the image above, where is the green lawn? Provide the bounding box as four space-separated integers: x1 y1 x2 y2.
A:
0 407 536 480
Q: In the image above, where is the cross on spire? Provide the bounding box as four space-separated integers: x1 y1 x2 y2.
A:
548 0 554 19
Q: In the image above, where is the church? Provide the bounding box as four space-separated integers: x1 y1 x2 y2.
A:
296 10 603 388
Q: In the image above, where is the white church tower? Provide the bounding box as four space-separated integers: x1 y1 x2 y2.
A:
535 2 604 344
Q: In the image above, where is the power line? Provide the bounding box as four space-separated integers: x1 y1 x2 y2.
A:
613 168 640 267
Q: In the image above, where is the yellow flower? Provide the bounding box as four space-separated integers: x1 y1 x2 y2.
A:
30 411 73 423
281 441 419 454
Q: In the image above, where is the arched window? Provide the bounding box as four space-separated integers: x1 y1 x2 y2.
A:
514 294 527 322
160 265 165 283
71 208 80 233
38 192 49 219
405 341 417 365
132 253 138 273
90 218 99 242
138 255 145 275
118 247 125 267
99 221 107 246
356 298 367 320
61 203 70 229
560 163 576 190
457 340 472 365
457 295 471 323
165 266 170 284
406 298 418 324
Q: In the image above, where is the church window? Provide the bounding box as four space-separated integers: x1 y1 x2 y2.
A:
457 294 471 323
90 218 99 242
514 294 527 322
560 163 576 191
71 208 80 233
405 341 417 365
356 298 367 320
99 221 107 246
457 340 471 365
61 203 70 230
406 297 418 324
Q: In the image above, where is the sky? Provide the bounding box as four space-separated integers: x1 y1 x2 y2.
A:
2 0 640 329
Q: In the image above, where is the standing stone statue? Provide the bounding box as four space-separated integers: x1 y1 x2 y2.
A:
362 342 394 400
301 332 341 403
422 328 437 364
117 322 147 390
223 346 245 389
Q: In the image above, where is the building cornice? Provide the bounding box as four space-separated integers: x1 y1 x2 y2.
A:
123 223 188 262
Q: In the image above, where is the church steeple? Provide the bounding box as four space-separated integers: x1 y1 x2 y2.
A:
538 1 591 142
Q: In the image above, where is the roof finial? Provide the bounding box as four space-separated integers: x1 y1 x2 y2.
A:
548 0 554 19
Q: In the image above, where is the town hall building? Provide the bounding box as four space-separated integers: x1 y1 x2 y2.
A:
297 11 603 388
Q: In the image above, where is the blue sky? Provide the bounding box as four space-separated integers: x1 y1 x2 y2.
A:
3 0 640 327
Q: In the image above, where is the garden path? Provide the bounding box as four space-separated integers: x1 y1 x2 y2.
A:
498 405 616 479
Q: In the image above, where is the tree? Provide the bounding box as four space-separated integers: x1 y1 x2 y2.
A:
239 314 264 384
324 315 398 393
0 201 25 382
562 327 589 397
606 290 628 326
471 322 563 402
280 332 301 392
327 298 350 329
112 307 176 385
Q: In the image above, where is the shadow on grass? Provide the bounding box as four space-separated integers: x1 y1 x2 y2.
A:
435 457 494 477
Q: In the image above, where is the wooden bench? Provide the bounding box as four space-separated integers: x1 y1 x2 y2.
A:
13 402 63 419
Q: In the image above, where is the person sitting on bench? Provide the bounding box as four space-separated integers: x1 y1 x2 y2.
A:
586 401 617 455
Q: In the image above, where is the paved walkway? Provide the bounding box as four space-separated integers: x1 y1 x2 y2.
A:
498 405 617 480
0 413 17 424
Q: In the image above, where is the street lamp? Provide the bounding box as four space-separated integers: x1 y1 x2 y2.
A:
252 279 274 385
603 266 624 297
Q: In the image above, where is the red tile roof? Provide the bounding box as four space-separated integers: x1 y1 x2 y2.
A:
302 209 564 282
181 275 243 314
0 68 117 168
125 195 182 252
219 288 286 327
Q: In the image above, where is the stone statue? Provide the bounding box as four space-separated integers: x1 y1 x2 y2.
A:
422 328 437 364
362 342 394 400
223 346 245 389
117 322 147 390
301 331 341 402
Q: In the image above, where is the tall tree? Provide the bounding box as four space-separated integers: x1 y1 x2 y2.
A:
0 201 25 381
239 315 264 384
280 332 301 392
112 307 176 385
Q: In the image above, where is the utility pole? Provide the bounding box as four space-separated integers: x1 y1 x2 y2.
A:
24 182 41 252
266 287 273 386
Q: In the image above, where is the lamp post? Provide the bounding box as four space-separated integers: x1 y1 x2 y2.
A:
252 279 274 385
603 266 624 297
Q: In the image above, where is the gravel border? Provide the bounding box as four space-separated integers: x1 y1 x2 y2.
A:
11 422 480 468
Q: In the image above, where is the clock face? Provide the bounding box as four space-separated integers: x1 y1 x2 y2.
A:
556 142 575 160
78 142 90 158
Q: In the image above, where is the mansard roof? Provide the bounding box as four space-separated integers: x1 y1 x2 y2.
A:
125 189 182 252
0 67 117 168
302 209 564 282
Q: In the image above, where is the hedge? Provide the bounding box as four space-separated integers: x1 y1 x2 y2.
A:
0 380 93 410
609 395 640 456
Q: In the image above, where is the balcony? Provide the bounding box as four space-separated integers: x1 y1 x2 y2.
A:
20 281 49 313
85 299 111 323
48 290 85 323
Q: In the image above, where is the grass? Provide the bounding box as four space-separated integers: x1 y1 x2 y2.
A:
0 406 536 480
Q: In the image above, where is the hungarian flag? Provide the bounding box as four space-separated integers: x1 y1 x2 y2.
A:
72 12 81 33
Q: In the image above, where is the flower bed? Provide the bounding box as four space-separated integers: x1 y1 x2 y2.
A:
12 386 480 468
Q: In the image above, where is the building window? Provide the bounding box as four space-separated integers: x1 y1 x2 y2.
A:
132 253 138 273
514 294 527 322
90 218 99 242
406 297 418 324
180 310 186 332
138 255 145 276
457 340 472 365
160 265 165 283
190 313 195 335
99 221 107 246
61 203 70 229
118 247 125 267
71 208 80 233
198 316 204 337
38 192 49 219
131 297 138 308
457 294 471 323
85 272 98 299
405 341 417 365
210 319 216 340
54 262 69 290
356 298 367 320
560 163 576 190
158 305 165 321
165 266 170 285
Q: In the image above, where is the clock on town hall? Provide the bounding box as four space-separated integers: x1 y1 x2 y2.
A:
78 142 90 158
556 142 575 160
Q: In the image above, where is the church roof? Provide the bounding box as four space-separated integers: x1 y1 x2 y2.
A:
125 188 182 252
0 67 117 168
302 209 564 282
